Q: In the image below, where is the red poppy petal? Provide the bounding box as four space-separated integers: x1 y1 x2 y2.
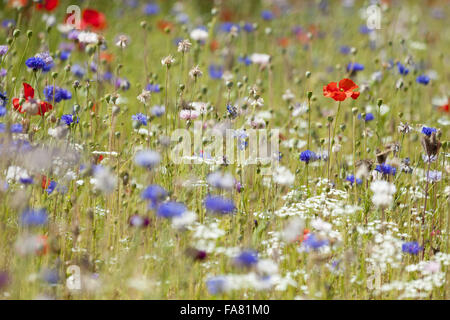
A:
351 91 360 100
339 78 358 92
12 98 24 113
323 82 339 97
23 82 34 99
82 9 106 30
332 92 347 101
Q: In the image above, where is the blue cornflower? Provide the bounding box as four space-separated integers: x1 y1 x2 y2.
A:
0 68 6 77
143 3 160 15
46 181 57 195
416 74 430 85
71 64 86 78
220 22 240 33
339 45 351 55
0 91 7 107
134 150 161 169
146 84 161 93
402 241 422 255
234 250 258 267
238 56 252 66
303 234 329 251
421 126 437 136
346 175 362 185
300 150 317 163
20 208 48 226
151 105 165 117
227 104 238 119
116 78 131 91
157 202 187 218
359 25 373 34
103 72 114 82
141 185 167 208
204 195 235 214
61 114 78 126
234 130 248 150
1 19 15 28
43 86 72 103
0 123 5 133
25 57 46 70
0 45 8 56
132 113 148 126
243 22 255 33
375 163 397 176
261 10 274 21
358 113 374 122
19 177 33 184
59 51 71 61
208 65 223 80
206 277 227 295
396 62 409 76
347 62 365 73
42 269 59 285
0 107 5 117
10 123 23 133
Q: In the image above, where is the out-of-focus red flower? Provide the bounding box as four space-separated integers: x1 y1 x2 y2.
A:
296 228 310 243
81 9 107 31
277 37 290 48
157 20 174 33
438 99 449 113
36 0 59 11
209 39 219 52
41 176 50 189
323 78 360 102
220 8 234 22
100 52 114 63
36 235 49 255
8 0 27 8
12 83 53 116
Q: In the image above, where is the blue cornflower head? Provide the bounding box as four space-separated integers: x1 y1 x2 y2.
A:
261 10 274 21
10 123 23 133
20 208 48 226
243 22 255 33
220 22 240 33
141 184 167 207
0 106 5 117
1 19 15 28
0 123 5 133
71 64 86 78
0 91 7 107
43 86 72 103
103 72 114 82
303 234 329 251
234 250 258 267
146 83 161 93
375 163 397 176
116 78 131 91
134 150 161 169
143 3 160 15
204 195 236 214
402 241 422 255
359 25 373 34
0 45 8 56
59 51 71 61
46 181 57 195
151 105 165 117
396 62 409 76
300 150 317 163
339 45 351 55
157 202 187 218
25 56 46 70
238 56 252 66
347 62 365 73
416 74 430 85
206 276 227 295
132 113 148 126
234 130 248 150
0 68 6 77
346 175 362 185
421 126 437 136
61 114 78 126
358 113 374 122
41 269 59 285
208 65 223 80
227 104 238 119
19 176 33 184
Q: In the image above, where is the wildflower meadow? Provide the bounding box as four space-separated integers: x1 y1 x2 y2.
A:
0 0 449 301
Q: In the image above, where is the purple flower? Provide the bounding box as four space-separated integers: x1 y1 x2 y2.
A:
44 86 72 103
300 150 317 163
25 57 46 70
143 3 160 15
346 175 362 185
261 10 274 21
134 150 161 169
396 62 409 76
20 208 48 226
71 64 86 78
157 202 187 218
421 126 436 136
0 45 8 56
402 241 422 255
375 163 397 176
347 62 365 73
129 215 150 228
358 113 374 122
61 114 78 126
234 250 258 267
303 234 329 251
132 113 148 126
146 84 161 93
10 123 23 133
416 74 430 85
204 195 235 214
151 105 165 117
206 276 227 295
46 181 57 195
141 185 167 208
208 65 223 80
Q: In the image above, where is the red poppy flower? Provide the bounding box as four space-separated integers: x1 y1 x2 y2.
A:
157 20 174 33
8 0 27 8
36 0 59 11
100 52 114 63
13 83 53 116
277 37 290 48
41 176 50 189
81 9 106 31
323 78 360 101
438 99 449 113
209 39 219 52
